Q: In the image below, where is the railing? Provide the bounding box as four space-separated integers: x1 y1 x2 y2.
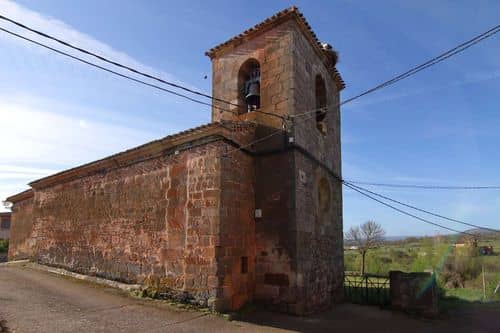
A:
344 272 390 306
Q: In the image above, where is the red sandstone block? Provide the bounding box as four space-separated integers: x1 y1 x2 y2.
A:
208 275 220 288
199 236 210 247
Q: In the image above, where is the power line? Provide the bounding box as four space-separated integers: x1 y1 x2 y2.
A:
345 181 500 234
0 13 240 109
0 27 304 159
222 127 285 157
346 180 500 190
292 23 500 119
343 181 476 237
0 26 237 115
0 15 291 121
4 14 498 201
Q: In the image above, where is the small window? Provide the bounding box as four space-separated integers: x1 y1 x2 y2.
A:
315 75 327 134
238 59 261 113
1 219 10 229
241 256 248 274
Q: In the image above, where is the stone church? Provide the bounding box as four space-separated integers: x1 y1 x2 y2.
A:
7 7 344 315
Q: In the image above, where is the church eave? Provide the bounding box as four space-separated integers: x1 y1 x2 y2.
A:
27 121 255 190
205 6 345 91
6 189 34 204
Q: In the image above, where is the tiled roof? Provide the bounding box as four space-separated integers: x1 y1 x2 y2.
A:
27 121 256 190
6 189 33 203
205 6 345 90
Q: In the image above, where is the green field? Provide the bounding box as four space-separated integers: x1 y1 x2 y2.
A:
344 234 500 302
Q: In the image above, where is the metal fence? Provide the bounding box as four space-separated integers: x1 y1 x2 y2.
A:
344 273 390 306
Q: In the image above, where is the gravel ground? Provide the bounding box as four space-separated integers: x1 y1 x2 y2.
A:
0 263 498 333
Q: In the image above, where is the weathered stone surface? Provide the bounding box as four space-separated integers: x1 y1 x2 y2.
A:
6 8 344 315
390 271 438 316
7 194 34 260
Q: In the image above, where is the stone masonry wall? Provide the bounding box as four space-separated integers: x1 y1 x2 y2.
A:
211 20 295 129
30 142 225 307
290 24 341 171
289 23 344 313
293 151 344 313
8 197 34 260
390 271 438 316
254 150 297 312
218 149 256 310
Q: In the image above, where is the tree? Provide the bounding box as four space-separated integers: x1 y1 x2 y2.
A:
345 221 385 275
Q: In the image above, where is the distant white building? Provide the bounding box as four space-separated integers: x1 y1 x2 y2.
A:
0 212 10 240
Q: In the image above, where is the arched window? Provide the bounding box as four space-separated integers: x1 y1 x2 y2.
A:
315 75 327 134
238 59 261 113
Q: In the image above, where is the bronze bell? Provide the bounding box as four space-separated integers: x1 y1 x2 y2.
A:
245 81 260 111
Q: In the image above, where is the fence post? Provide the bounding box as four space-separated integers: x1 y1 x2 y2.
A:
482 265 486 301
365 275 368 304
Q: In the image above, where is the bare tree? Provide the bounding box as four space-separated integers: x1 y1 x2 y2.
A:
345 221 385 275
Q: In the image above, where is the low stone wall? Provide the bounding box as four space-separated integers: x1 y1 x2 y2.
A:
390 271 438 316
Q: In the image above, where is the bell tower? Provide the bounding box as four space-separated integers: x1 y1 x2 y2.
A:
206 7 345 314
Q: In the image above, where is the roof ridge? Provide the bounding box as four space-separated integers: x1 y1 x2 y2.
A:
205 6 345 90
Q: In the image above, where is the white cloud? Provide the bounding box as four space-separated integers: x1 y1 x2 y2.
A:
0 0 202 93
0 1 200 212
0 165 57 175
0 97 179 212
0 99 163 165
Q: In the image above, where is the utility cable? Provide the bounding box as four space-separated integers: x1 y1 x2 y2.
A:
343 181 476 237
345 181 500 234
0 14 240 108
292 23 500 119
0 26 238 115
345 180 500 190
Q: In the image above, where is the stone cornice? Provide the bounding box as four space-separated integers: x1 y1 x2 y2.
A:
28 121 257 190
6 189 34 203
205 6 345 91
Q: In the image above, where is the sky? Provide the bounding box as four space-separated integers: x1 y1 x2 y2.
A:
0 0 499 236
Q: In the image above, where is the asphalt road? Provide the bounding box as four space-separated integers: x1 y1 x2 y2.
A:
1 263 498 333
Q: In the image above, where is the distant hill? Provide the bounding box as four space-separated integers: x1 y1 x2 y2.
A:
464 228 499 236
344 229 499 247
384 235 410 241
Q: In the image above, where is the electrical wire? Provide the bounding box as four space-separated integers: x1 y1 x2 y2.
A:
0 15 292 121
292 24 500 119
0 14 240 108
3 14 499 211
343 182 476 237
345 180 500 190
221 127 286 157
345 181 500 234
0 26 238 115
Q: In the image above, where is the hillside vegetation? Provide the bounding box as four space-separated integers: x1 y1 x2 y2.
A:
344 233 500 302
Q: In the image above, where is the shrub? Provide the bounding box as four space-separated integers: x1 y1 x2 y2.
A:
440 253 481 288
0 240 8 253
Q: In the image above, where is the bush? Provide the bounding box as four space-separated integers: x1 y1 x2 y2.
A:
344 252 360 272
366 252 392 275
0 239 8 253
440 253 481 288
